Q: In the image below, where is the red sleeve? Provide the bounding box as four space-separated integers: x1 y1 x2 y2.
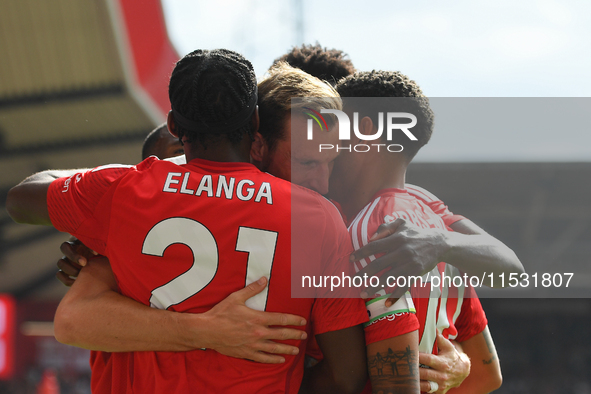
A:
405 184 465 227
311 297 368 335
328 199 347 223
310 196 369 334
47 163 137 254
348 198 384 273
363 293 419 345
364 312 419 345
454 287 488 342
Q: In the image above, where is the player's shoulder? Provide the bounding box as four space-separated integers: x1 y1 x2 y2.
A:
405 183 441 203
163 154 187 165
133 155 192 175
350 188 404 223
291 183 343 219
86 162 138 183
91 156 190 188
135 155 175 171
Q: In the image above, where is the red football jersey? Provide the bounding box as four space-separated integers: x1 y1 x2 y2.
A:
405 183 466 228
348 188 487 354
47 157 368 394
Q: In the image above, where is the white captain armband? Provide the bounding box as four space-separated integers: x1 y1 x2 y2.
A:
365 292 415 327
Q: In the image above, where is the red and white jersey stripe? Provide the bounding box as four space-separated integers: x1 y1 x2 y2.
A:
348 187 487 354
405 183 466 227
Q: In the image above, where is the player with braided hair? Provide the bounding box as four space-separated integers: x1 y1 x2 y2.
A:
7 49 369 394
169 49 258 147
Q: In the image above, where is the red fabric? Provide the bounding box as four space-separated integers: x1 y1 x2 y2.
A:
406 183 466 227
349 188 451 273
364 312 419 345
48 157 367 394
454 287 488 343
348 188 486 353
36 370 60 394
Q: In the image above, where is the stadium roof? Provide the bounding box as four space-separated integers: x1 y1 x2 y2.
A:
0 0 178 299
0 0 177 154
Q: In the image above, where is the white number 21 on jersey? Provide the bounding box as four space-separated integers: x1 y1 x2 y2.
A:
142 217 278 311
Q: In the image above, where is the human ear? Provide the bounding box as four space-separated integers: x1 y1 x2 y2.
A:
250 131 267 162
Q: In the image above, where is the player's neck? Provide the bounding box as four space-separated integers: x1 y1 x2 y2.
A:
341 158 407 219
184 139 252 164
376 155 407 191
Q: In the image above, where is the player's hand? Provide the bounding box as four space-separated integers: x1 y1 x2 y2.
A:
202 277 307 364
352 218 446 304
56 237 98 286
419 331 470 393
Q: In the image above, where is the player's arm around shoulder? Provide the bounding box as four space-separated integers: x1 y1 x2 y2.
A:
54 258 308 358
7 169 84 225
54 256 205 352
8 161 139 229
447 219 524 283
54 255 120 348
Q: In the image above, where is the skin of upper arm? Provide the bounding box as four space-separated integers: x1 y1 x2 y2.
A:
6 177 53 225
54 257 118 344
449 219 486 235
366 330 420 394
449 326 502 394
449 219 524 279
7 169 86 225
303 325 367 394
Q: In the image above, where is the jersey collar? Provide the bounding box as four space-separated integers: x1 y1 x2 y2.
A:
186 158 260 173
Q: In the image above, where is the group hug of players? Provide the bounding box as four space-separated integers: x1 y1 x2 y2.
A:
7 44 523 393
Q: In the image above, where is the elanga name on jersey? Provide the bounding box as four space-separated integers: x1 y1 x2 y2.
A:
162 171 273 204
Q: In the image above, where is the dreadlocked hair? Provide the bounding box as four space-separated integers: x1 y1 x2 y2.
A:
168 49 257 148
272 43 355 86
336 70 435 161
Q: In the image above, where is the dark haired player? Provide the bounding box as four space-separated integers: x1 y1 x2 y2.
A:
276 44 518 284
273 43 355 86
141 122 184 160
56 125 305 363
277 44 520 393
330 70 503 394
7 49 369 394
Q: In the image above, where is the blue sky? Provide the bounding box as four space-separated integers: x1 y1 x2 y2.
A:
161 0 591 161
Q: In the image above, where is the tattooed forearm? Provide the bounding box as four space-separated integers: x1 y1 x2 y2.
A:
482 326 498 365
368 346 419 394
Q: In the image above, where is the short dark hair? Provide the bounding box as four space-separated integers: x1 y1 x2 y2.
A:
336 70 434 161
168 49 257 148
272 43 355 86
142 123 168 160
